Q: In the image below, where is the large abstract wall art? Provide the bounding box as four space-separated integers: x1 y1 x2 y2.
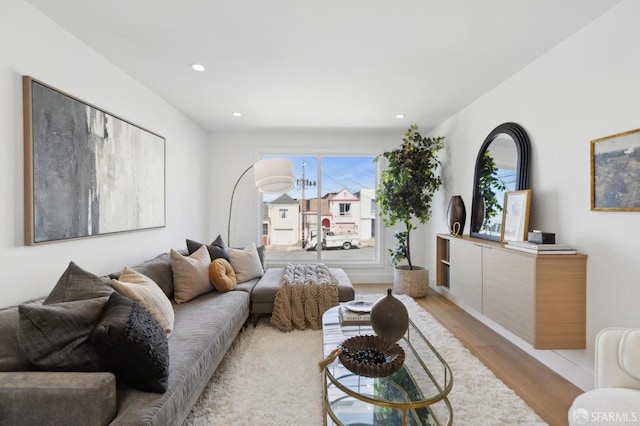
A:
23 76 166 245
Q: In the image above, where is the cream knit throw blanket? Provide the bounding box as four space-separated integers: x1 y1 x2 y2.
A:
270 263 339 331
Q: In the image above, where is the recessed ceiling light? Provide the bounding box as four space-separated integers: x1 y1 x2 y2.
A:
232 112 242 117
396 114 406 119
191 63 205 72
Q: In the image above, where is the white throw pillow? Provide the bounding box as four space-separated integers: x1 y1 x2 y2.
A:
170 245 212 304
229 244 264 283
111 267 175 336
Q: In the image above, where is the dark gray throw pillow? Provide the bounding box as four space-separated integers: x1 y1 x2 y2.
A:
18 297 109 371
45 261 114 304
186 234 229 261
92 292 169 393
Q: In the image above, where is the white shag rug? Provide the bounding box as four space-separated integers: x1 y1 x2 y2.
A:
184 294 547 426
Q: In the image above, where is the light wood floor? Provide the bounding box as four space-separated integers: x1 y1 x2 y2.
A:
353 284 582 426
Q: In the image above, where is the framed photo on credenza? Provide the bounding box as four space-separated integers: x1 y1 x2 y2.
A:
500 189 531 243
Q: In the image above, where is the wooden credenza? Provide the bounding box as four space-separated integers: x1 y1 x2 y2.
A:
436 234 586 349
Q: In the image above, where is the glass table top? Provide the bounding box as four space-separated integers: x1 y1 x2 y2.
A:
322 305 453 426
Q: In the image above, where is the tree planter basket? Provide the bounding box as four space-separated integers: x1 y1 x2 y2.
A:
393 266 428 298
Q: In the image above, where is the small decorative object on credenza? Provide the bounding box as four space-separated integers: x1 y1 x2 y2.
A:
370 289 409 342
447 195 466 236
527 230 555 244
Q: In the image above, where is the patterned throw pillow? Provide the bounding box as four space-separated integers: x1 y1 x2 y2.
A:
209 258 237 292
92 292 169 393
170 245 212 303
229 243 264 283
45 261 114 304
111 267 175 336
18 297 109 371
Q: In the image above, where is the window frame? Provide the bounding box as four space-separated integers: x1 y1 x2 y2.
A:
258 151 383 267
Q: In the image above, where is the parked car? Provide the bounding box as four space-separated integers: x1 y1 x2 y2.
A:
307 231 360 250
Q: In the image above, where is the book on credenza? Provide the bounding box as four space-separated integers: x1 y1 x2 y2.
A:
507 240 574 250
339 304 371 326
505 242 577 255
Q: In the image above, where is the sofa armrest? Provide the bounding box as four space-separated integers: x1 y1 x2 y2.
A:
596 328 640 390
0 371 116 426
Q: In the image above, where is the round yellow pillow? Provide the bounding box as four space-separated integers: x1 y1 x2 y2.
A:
209 258 237 292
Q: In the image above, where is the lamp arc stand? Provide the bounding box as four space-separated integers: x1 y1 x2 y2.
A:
227 164 254 246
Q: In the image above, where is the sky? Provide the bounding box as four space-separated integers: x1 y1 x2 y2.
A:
263 155 377 202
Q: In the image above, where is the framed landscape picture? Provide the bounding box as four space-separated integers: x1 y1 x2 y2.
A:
500 189 531 242
23 76 166 245
591 128 640 211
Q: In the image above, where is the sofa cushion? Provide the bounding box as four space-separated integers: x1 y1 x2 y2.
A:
92 292 169 393
114 253 175 298
170 246 212 304
256 245 266 270
111 267 175 336
186 234 229 262
112 290 250 424
45 262 114 304
0 371 116 426
209 258 237 292
229 244 264 283
18 297 108 371
0 306 32 371
569 388 640 426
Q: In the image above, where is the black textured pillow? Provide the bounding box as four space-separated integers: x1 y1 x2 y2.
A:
92 292 169 393
18 297 108 371
186 234 229 261
45 261 114 304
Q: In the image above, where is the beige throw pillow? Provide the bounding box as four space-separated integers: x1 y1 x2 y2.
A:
170 246 212 303
229 244 264 283
111 267 175 336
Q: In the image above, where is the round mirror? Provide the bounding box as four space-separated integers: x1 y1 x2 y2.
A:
470 122 530 241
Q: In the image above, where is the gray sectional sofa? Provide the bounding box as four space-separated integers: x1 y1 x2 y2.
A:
0 249 354 425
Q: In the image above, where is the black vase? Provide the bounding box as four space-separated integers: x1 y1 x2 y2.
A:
370 289 409 342
447 195 466 236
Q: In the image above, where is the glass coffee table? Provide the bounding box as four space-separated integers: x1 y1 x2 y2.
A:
322 305 453 425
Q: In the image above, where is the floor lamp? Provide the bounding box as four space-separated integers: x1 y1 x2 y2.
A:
227 157 295 245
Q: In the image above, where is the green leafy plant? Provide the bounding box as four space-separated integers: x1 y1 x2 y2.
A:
478 150 506 231
375 124 444 269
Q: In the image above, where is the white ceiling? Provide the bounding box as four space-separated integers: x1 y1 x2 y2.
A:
26 0 621 133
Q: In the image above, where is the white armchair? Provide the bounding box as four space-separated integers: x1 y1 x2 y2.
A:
568 328 640 426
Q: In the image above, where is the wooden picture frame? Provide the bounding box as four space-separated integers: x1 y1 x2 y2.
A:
500 189 531 242
591 128 640 211
23 76 166 245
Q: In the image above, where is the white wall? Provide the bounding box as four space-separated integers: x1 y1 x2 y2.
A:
0 0 209 307
208 131 416 283
426 0 640 390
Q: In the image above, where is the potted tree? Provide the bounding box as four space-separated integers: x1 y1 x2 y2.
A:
375 124 444 298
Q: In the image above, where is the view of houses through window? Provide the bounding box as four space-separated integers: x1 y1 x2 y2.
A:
262 155 378 262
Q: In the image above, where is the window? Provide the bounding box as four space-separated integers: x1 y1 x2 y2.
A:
263 155 378 263
339 203 351 216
